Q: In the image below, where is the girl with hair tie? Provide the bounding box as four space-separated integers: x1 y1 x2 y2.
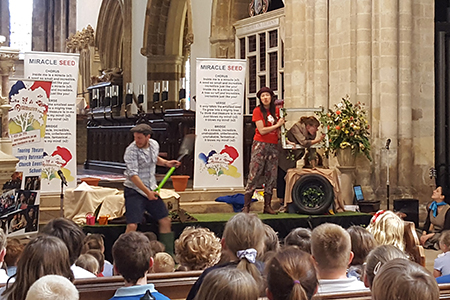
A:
266 246 318 300
243 87 285 214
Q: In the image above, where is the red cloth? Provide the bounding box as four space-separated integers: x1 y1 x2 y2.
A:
252 106 280 144
97 273 104 277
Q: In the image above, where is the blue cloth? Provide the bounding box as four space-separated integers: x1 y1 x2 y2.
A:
437 274 450 284
215 193 257 212
109 284 170 300
430 201 447 217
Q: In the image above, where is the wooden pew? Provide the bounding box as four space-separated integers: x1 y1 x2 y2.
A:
403 220 426 267
75 270 202 300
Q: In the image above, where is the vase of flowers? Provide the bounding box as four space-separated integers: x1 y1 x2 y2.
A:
317 96 371 165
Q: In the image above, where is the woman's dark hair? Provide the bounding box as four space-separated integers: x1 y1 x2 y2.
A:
257 87 277 126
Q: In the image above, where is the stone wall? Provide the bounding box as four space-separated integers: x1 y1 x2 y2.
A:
283 0 436 205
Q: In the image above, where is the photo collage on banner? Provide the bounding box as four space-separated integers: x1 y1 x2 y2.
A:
193 58 247 190
1 79 51 236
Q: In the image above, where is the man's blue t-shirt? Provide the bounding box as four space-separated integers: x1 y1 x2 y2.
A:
109 284 170 300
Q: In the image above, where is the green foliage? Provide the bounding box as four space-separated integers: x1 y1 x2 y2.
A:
302 187 325 208
316 96 372 161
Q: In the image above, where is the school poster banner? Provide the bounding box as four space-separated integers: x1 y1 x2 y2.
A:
193 58 246 190
1 79 50 236
24 52 79 192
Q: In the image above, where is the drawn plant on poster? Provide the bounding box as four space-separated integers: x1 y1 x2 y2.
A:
198 145 241 178
8 81 50 137
42 146 74 183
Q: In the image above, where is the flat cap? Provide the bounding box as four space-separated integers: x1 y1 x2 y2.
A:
130 123 153 135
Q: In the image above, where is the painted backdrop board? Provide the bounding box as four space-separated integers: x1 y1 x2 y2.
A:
24 52 79 191
193 58 246 190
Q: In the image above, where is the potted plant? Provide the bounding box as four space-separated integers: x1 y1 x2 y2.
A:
316 96 372 165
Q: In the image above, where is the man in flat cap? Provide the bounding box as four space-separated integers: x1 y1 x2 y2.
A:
123 123 180 255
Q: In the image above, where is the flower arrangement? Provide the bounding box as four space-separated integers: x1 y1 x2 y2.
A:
316 96 371 161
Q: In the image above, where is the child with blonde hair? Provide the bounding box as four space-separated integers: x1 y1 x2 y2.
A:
75 253 99 275
175 227 221 270
434 230 450 277
266 246 318 300
153 252 175 273
372 258 439 300
367 210 405 251
186 213 266 300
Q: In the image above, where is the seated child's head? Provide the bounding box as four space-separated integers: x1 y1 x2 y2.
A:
440 230 450 252
347 225 377 265
367 210 405 251
284 228 312 253
86 249 105 275
195 268 259 300
175 226 221 270
263 224 280 253
149 240 165 254
25 275 78 300
75 253 99 275
5 238 24 268
364 244 408 288
143 231 157 242
311 223 351 271
153 252 175 273
266 246 318 300
372 258 439 300
82 234 105 253
112 231 153 284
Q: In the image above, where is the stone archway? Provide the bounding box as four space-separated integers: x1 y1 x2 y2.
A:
141 0 193 108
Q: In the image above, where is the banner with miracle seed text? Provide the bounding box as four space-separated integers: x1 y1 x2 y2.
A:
24 52 79 192
193 58 246 190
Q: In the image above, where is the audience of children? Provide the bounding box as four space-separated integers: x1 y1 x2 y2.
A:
4 238 23 278
75 254 99 276
372 258 439 300
346 225 377 281
24 275 78 300
85 250 105 277
153 252 175 273
0 235 74 300
434 230 450 278
81 234 113 277
110 231 169 300
174 226 221 271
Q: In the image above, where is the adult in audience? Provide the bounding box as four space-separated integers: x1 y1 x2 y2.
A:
372 258 439 300
110 231 169 300
41 218 96 279
311 223 368 293
0 229 9 283
174 226 221 271
283 228 312 253
1 235 74 300
82 234 113 277
420 186 450 250
186 213 266 300
346 225 377 281
266 246 318 300
367 210 405 251
243 87 284 214
25 275 78 300
434 230 450 277
4 238 23 277
363 244 408 289
195 268 259 300
123 123 180 256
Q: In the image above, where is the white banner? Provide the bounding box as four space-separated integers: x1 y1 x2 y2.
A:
193 58 246 190
4 79 50 236
24 52 79 192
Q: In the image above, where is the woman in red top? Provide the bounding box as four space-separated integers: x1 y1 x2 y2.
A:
243 87 285 214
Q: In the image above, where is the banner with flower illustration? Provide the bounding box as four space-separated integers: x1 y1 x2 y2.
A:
24 52 79 192
193 58 246 190
6 79 49 236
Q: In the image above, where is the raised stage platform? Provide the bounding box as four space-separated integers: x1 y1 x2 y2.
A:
83 211 372 262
